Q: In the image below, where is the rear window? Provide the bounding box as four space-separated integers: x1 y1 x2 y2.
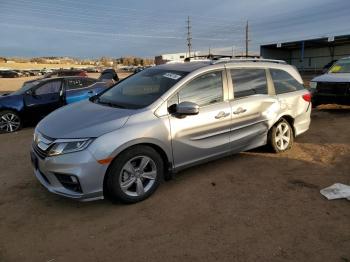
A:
230 69 268 98
270 69 304 94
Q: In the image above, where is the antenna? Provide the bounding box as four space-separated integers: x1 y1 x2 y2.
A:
186 16 192 58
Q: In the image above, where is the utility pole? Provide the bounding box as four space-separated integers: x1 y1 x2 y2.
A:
186 16 192 58
245 20 249 57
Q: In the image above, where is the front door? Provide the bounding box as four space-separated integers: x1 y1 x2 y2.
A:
168 71 232 170
24 80 63 122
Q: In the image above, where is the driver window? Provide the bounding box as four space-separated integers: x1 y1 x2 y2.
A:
35 81 61 95
178 71 223 107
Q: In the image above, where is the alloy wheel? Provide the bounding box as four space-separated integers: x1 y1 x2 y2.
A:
274 122 291 151
0 113 20 133
119 155 157 197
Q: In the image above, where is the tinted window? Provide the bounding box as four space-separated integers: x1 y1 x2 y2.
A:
35 81 61 95
83 78 96 87
178 71 223 106
231 69 267 98
66 79 84 90
97 69 188 109
328 58 350 73
100 72 114 80
270 69 304 94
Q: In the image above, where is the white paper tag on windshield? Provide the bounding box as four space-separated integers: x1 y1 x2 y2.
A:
163 73 181 80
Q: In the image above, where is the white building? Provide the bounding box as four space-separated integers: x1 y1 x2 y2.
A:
155 51 199 65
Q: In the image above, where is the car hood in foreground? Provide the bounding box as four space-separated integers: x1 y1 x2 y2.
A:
37 100 135 138
311 73 350 83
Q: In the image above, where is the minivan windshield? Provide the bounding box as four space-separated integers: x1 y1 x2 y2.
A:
328 58 350 73
95 68 188 109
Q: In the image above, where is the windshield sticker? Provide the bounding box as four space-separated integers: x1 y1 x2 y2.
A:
163 72 181 80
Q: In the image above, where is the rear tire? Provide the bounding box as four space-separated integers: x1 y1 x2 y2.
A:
268 119 294 153
0 110 22 133
105 145 164 204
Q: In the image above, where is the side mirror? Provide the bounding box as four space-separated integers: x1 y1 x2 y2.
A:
176 101 199 116
25 89 35 96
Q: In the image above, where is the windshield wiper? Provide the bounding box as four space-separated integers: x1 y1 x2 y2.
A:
95 98 126 108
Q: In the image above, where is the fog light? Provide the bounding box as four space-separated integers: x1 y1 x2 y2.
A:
70 176 78 183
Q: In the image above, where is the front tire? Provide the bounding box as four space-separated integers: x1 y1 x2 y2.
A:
268 119 294 153
0 110 22 133
105 145 164 204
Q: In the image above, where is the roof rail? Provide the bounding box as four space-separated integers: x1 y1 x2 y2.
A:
211 58 287 65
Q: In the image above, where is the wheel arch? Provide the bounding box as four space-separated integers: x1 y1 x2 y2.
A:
274 115 296 137
102 142 172 196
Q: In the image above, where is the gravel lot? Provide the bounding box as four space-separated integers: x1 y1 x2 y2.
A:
0 77 350 261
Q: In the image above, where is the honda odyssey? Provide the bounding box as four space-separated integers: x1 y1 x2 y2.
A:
31 59 311 203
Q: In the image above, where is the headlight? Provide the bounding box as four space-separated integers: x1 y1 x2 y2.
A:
309 81 317 89
48 138 93 156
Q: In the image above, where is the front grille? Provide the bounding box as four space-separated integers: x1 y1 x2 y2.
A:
55 173 83 193
317 82 350 95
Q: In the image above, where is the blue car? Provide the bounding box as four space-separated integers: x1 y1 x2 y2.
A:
0 76 109 133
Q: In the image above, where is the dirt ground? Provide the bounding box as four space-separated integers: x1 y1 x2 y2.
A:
0 79 350 262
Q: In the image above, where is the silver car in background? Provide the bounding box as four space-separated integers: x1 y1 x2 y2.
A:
31 59 311 203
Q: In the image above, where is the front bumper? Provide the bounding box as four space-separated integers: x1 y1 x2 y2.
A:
31 147 108 201
312 93 350 106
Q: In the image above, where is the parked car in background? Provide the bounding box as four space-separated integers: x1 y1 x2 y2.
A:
41 68 53 75
31 59 311 203
13 70 25 77
0 70 21 78
85 67 100 73
322 59 337 73
98 68 119 86
44 69 88 78
0 76 108 133
310 57 350 106
133 66 145 74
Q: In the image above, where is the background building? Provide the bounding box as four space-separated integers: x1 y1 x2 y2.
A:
155 52 199 65
260 34 350 72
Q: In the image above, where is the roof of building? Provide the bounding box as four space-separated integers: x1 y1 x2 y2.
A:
261 34 350 50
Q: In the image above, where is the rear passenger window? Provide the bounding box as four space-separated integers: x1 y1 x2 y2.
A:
178 71 223 107
231 69 267 98
270 69 304 94
82 78 96 87
66 79 84 90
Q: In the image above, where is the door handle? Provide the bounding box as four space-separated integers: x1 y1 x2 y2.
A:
233 107 247 115
215 111 230 119
87 90 94 94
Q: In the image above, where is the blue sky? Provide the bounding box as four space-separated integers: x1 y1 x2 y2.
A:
0 0 349 58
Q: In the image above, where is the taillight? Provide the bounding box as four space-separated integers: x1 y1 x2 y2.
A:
302 93 312 102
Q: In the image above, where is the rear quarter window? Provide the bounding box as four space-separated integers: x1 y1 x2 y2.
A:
270 69 304 94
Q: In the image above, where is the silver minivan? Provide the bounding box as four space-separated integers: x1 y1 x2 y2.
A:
31 59 311 203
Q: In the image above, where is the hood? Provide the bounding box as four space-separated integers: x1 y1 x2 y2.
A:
37 100 135 138
312 73 350 83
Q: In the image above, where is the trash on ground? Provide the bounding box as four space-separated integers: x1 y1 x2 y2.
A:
320 183 350 201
